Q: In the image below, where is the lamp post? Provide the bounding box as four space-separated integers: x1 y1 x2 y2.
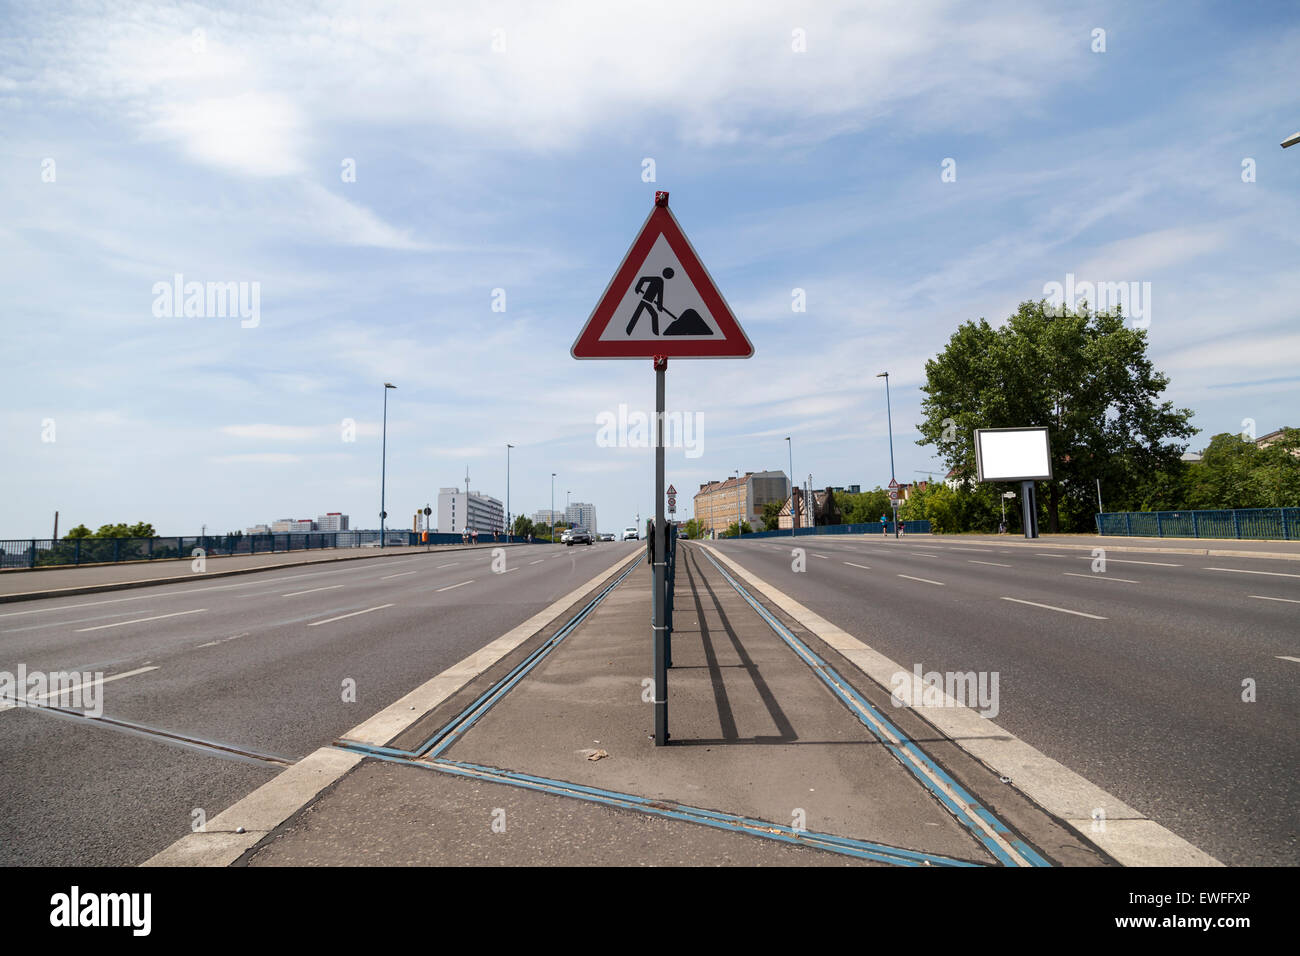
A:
785 436 794 536
506 443 514 540
380 382 396 544
464 466 471 535
551 472 556 542
876 372 898 538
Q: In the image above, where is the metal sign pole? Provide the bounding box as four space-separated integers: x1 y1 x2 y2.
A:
1021 480 1038 539
653 355 668 745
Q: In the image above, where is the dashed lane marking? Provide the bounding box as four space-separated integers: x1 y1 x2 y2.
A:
282 585 345 597
1000 597 1106 620
307 604 394 626
75 608 207 632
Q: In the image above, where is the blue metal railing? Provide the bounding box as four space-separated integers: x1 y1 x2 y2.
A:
1095 508 1300 540
0 530 533 571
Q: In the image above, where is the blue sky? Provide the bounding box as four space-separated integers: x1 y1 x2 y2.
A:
2 1 1298 537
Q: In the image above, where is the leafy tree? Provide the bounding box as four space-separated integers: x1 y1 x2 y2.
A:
512 515 535 538
722 521 754 538
833 489 891 525
65 524 92 539
761 501 782 531
683 518 704 539
918 301 1197 532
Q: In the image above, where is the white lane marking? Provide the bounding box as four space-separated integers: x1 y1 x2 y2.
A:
1 665 162 711
75 608 207 632
843 562 872 570
436 580 474 592
897 574 944 586
950 547 995 553
1000 597 1106 620
498 568 518 574
380 571 418 580
436 563 460 569
1036 553 1068 558
529 559 545 565
812 553 830 559
307 604 394 626
1063 571 1139 584
1206 567 1300 579
1250 595 1300 605
1277 656 1300 664
1077 556 1180 567
969 560 1012 568
282 585 345 597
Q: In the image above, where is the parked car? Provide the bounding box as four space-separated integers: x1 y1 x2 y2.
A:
622 526 639 541
567 529 593 546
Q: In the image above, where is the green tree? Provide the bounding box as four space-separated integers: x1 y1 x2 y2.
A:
761 501 782 531
918 301 1197 532
723 521 754 537
683 518 704 539
65 524 93 538
512 515 535 538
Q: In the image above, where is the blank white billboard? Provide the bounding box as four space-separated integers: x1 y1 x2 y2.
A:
975 428 1053 482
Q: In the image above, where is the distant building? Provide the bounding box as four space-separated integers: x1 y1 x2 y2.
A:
532 509 563 527
438 487 505 533
565 502 598 534
246 524 270 535
694 471 789 535
316 512 349 532
1255 427 1299 457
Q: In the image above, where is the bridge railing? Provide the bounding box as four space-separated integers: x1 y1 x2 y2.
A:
1095 508 1300 539
0 530 530 571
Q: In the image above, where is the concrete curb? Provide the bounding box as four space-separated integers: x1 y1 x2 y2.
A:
142 548 643 867
0 543 538 605
698 542 1223 868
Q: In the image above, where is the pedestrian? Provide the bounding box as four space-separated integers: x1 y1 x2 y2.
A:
880 514 887 536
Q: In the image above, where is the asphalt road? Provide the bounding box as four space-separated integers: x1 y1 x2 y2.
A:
706 535 1299 866
0 540 638 865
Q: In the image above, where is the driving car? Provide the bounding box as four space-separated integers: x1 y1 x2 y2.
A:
560 529 572 543
622 526 639 541
601 533 615 541
566 529 593 546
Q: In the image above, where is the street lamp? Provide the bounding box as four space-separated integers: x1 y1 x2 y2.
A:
876 372 898 538
785 436 794 536
506 443 514 540
380 383 396 544
551 473 556 542
1283 131 1300 149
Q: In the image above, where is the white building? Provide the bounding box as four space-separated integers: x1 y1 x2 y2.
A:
316 512 349 531
532 509 563 527
245 524 270 535
565 502 598 534
438 487 505 533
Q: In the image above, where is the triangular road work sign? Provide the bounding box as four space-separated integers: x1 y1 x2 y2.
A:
572 193 754 359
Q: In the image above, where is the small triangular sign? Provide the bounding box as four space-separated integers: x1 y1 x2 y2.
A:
667 484 677 495
572 192 753 359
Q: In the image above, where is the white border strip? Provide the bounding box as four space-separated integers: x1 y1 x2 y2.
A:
699 543 1221 867
143 549 642 867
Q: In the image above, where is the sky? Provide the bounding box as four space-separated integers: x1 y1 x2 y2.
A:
2 0 1298 537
